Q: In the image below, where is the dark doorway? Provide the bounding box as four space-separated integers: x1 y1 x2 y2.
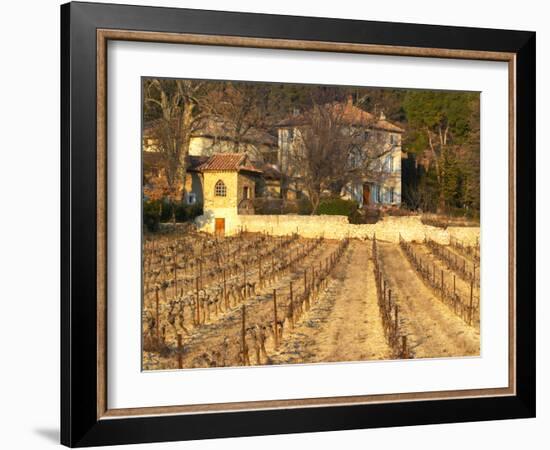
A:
363 183 371 206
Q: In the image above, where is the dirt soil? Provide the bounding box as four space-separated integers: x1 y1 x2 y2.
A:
271 241 391 364
378 242 480 359
144 239 341 369
143 236 481 370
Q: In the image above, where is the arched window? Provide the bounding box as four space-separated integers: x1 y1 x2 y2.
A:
214 180 227 197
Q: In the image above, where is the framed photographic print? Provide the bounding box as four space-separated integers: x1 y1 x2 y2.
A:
61 1 536 447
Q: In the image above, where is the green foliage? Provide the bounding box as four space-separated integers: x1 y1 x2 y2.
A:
143 199 161 232
357 88 407 123
441 151 462 208
143 77 479 218
347 209 364 224
159 199 173 222
174 203 203 222
402 90 480 214
403 90 477 148
144 198 203 231
317 198 358 216
297 198 313 215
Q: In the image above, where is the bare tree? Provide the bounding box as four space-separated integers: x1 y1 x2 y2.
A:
143 79 208 222
204 83 269 155
289 104 354 213
290 101 394 214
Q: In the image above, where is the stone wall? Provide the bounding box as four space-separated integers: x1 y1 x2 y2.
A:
195 207 240 234
196 212 479 244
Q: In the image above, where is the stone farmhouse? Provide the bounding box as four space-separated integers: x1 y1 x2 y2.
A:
143 98 405 234
187 118 278 163
143 118 280 206
143 118 278 164
276 96 404 207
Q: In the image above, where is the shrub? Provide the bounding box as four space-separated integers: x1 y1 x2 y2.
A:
186 204 203 220
144 199 203 231
175 203 203 222
317 198 358 216
297 198 313 215
143 200 161 232
174 204 187 222
348 207 380 224
348 209 364 224
159 199 173 222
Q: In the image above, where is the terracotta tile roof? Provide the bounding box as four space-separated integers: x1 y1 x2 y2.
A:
196 153 263 174
374 118 405 133
277 98 404 133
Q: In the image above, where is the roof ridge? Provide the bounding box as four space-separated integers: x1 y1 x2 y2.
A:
195 152 262 173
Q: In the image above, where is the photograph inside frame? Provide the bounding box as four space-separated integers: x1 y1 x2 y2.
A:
141 78 481 371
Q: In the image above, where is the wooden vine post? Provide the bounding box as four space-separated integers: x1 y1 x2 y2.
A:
195 277 200 324
155 285 160 345
402 335 408 358
199 258 203 290
243 262 247 300
273 289 279 348
223 268 228 310
453 274 456 296
173 247 177 296
259 257 263 288
177 334 183 369
304 271 310 310
394 304 399 339
241 304 248 365
289 281 294 328
469 280 474 325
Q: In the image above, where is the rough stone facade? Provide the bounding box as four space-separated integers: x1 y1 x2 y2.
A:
196 212 479 245
277 98 404 207
203 171 239 210
198 169 259 233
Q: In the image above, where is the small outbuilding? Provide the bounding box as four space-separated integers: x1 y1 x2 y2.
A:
195 153 263 235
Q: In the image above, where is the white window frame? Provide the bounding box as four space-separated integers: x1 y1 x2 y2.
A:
385 155 394 173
